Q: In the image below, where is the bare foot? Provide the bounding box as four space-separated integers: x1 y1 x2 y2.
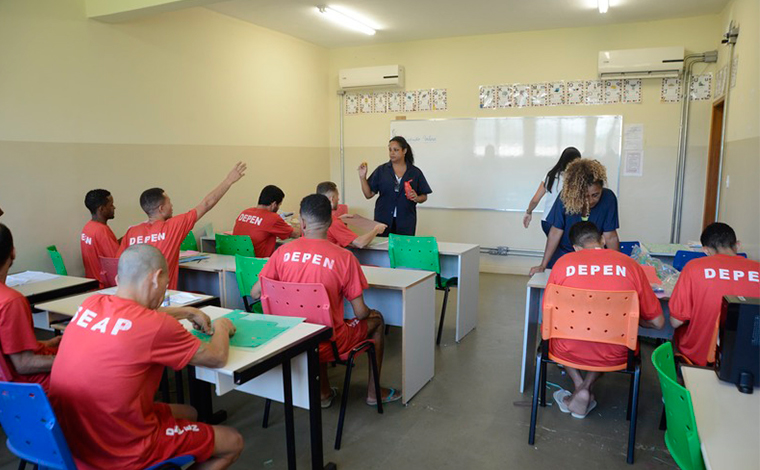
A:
567 389 591 415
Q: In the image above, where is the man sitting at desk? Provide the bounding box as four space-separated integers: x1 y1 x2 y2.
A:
669 222 760 366
547 221 664 418
50 244 243 470
232 184 300 258
81 189 120 288
118 162 246 290
250 194 401 407
0 223 59 389
316 181 386 249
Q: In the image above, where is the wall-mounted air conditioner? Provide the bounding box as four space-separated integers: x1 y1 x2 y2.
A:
598 47 685 79
339 65 405 89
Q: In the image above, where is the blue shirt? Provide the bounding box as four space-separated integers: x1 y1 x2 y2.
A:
368 162 432 236
546 187 619 268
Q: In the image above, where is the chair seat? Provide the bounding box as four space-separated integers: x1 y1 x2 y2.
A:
144 454 195 470
328 339 375 363
547 350 630 373
436 275 458 290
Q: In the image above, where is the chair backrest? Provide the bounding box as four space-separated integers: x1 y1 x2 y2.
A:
234 255 268 299
541 284 640 351
619 241 640 257
651 343 705 470
673 251 705 271
388 234 440 274
46 245 68 276
98 256 119 288
180 230 198 251
260 277 332 329
0 382 77 470
215 233 255 257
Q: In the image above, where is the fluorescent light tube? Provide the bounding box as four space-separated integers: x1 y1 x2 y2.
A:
317 6 376 35
598 0 609 14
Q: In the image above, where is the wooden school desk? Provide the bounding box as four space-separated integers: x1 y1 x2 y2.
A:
184 306 335 470
519 270 675 393
179 255 437 404
682 366 760 470
350 238 480 343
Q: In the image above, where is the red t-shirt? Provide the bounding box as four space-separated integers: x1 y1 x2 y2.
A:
0 283 56 388
49 294 201 470
118 210 198 289
547 249 662 368
327 211 357 248
233 208 294 258
81 220 120 288
670 254 760 366
260 238 368 355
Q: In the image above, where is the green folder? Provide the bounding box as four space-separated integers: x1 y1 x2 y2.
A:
192 311 303 349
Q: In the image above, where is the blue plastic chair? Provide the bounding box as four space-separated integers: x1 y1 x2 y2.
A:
619 241 640 257
672 250 747 271
0 382 194 470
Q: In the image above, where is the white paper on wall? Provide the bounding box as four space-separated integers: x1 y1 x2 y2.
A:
584 80 603 105
388 91 404 113
660 78 681 102
512 84 531 108
418 89 432 111
432 88 448 111
623 123 644 151
496 85 514 108
373 92 388 113
345 94 359 114
479 85 496 109
603 79 622 104
548 81 565 106
622 79 642 104
403 90 418 112
566 81 585 105
623 150 644 177
530 83 549 106
690 73 712 101
360 93 373 113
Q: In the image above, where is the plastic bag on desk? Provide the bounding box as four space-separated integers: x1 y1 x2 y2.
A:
631 244 680 296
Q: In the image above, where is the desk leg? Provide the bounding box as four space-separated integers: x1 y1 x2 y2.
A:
520 286 543 394
188 367 227 425
282 360 297 470
307 346 336 470
455 249 479 343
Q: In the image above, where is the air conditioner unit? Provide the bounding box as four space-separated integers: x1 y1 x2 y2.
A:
339 65 405 89
598 47 684 79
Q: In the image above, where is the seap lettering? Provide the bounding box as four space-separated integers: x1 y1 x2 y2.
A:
71 307 133 335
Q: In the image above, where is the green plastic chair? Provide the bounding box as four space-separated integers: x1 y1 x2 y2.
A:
388 234 458 345
46 245 68 275
215 234 255 257
234 254 267 313
651 342 705 470
180 231 198 251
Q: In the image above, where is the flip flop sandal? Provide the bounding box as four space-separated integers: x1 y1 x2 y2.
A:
553 389 572 413
571 399 598 419
321 387 338 409
366 387 402 406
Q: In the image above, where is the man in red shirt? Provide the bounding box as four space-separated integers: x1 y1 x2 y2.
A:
81 189 120 288
0 224 59 389
316 181 386 248
232 184 300 257
119 162 246 289
670 223 760 366
547 221 664 418
50 244 243 470
250 194 400 407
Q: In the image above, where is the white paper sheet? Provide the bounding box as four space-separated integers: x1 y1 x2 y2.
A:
7 271 59 287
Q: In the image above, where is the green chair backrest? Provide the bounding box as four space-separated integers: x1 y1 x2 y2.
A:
235 255 267 314
46 245 68 276
388 234 440 274
215 234 255 257
180 231 198 251
651 343 705 470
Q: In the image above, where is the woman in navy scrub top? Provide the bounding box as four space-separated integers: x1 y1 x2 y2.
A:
529 158 621 276
358 136 432 236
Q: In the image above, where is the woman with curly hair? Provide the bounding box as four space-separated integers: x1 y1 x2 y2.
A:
529 159 620 276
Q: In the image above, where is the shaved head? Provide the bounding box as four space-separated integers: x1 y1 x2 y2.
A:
117 244 168 287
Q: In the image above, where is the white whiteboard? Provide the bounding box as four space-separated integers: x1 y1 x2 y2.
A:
390 116 622 211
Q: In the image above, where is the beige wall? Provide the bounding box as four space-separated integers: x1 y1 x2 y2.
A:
717 0 760 260
326 14 760 271
0 0 330 274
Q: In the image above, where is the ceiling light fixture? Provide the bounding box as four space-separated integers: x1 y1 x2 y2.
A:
317 6 376 35
598 0 609 14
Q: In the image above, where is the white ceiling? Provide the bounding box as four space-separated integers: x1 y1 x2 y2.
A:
206 0 730 48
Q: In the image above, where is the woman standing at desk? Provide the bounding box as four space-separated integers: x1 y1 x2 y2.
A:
529 158 620 276
358 136 432 236
523 146 581 235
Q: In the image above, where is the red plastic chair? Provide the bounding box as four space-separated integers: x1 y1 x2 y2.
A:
98 256 119 288
529 284 643 464
259 277 383 450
